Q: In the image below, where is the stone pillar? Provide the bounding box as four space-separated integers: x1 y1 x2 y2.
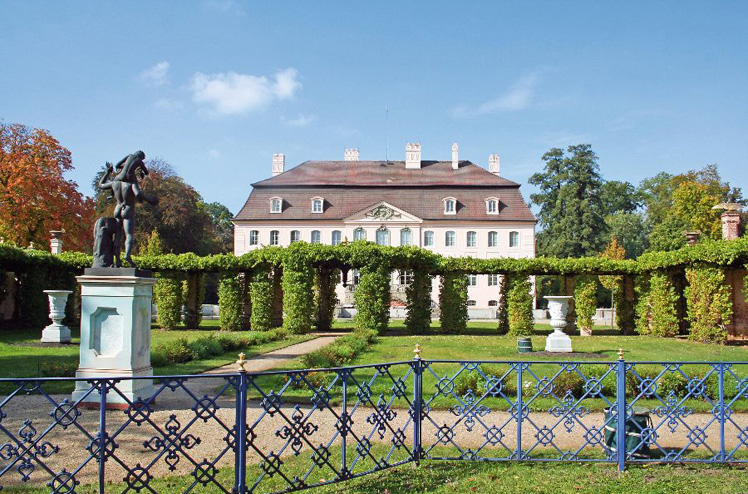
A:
72 270 155 406
721 211 741 240
49 230 64 254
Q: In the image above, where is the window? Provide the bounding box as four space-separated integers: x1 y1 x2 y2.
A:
486 198 499 215
443 197 456 214
467 300 477 307
376 227 390 246
311 230 321 243
445 231 455 247
249 230 259 246
510 231 520 247
354 228 366 241
488 300 498 307
467 274 477 286
352 269 361 285
331 230 342 246
466 231 477 248
311 198 324 213
424 230 434 247
399 270 414 285
488 231 498 248
270 198 283 213
290 230 300 243
400 228 412 246
488 274 499 286
270 230 279 246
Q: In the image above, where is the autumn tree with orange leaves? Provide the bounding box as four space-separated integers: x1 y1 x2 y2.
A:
0 122 95 252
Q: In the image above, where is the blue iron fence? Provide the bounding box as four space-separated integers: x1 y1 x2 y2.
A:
0 355 745 493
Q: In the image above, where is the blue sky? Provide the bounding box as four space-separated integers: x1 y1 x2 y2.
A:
1 0 746 214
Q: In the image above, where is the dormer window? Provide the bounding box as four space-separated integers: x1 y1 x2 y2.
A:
443 197 456 215
311 197 324 213
270 197 283 213
486 198 499 215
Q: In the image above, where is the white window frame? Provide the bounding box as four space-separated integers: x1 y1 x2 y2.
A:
400 228 412 246
290 230 301 243
331 230 342 246
376 227 390 246
467 274 477 286
311 197 324 214
423 230 434 247
488 300 498 307
466 231 477 248
311 230 321 244
445 231 456 247
270 230 280 246
443 197 457 215
488 274 499 286
249 230 259 246
398 270 414 285
354 228 366 241
510 231 520 248
467 300 477 307
270 197 283 213
486 197 499 215
488 231 498 248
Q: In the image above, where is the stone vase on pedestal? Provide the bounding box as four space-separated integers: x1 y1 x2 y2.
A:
40 290 73 343
544 295 573 353
72 270 155 407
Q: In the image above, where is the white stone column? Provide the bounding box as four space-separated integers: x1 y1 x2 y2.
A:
72 273 156 406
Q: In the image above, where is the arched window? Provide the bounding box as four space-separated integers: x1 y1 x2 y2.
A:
270 197 283 213
467 300 477 307
290 230 301 243
443 197 456 214
311 197 324 213
270 230 280 245
310 230 321 243
376 227 390 246
466 231 477 248
510 231 520 248
331 230 342 246
400 228 412 246
486 198 499 215
249 230 259 246
423 230 434 247
488 231 498 248
445 231 456 247
488 300 499 307
354 228 366 241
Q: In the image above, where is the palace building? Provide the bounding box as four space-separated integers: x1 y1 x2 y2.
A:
233 143 537 315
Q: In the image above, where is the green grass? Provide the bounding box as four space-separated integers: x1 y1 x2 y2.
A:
0 320 315 393
3 444 746 493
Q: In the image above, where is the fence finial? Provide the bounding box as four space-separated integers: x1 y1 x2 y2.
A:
413 343 422 360
617 348 624 360
237 353 248 372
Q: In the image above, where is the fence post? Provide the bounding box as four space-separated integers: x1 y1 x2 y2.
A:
412 344 423 465
718 363 726 462
234 354 249 494
98 379 108 494
341 368 349 478
616 349 626 472
516 363 524 459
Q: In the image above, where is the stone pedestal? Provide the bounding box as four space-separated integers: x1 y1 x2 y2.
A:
72 271 155 406
545 295 573 353
41 290 72 343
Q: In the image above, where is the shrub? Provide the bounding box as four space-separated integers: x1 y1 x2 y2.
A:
439 273 468 334
153 338 193 364
354 267 391 334
187 337 223 360
405 270 432 333
250 270 273 331
507 275 533 336
300 329 377 369
685 265 732 344
39 359 77 377
282 263 314 334
154 273 183 330
218 274 243 331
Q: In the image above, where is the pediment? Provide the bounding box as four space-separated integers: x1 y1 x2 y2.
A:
345 202 422 223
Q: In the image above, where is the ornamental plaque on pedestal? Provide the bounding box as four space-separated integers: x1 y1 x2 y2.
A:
72 268 155 406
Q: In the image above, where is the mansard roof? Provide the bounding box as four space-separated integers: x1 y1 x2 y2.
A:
236 159 536 223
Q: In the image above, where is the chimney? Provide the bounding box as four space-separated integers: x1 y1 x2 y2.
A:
344 148 359 161
49 230 64 254
713 203 743 240
405 142 421 169
452 143 459 170
489 154 500 175
272 153 285 176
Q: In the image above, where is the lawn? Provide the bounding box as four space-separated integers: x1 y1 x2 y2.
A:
0 320 316 393
3 444 746 493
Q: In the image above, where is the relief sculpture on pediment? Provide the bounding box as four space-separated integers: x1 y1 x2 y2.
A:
365 205 401 220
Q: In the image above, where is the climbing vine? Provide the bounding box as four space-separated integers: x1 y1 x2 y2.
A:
636 271 680 337
182 272 205 328
218 273 242 331
496 275 510 334
313 266 338 331
685 265 732 343
405 270 432 333
439 273 468 334
574 276 598 334
154 272 183 330
507 275 533 336
250 267 273 331
354 266 391 334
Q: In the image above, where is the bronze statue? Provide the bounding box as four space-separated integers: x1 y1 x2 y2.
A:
93 150 158 268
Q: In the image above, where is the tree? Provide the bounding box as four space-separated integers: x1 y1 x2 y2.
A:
600 180 641 215
203 201 234 253
0 122 95 252
605 212 649 258
529 144 608 258
92 158 217 255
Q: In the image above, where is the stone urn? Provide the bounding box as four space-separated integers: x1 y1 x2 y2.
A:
41 290 73 343
544 295 573 353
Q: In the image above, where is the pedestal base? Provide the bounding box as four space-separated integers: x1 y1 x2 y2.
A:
545 330 573 353
72 367 154 405
41 324 71 343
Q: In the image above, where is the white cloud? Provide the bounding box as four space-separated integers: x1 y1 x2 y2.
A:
189 68 301 115
139 61 170 86
451 73 539 118
282 113 316 127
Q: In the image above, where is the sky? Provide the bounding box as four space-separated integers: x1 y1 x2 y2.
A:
1 0 747 215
